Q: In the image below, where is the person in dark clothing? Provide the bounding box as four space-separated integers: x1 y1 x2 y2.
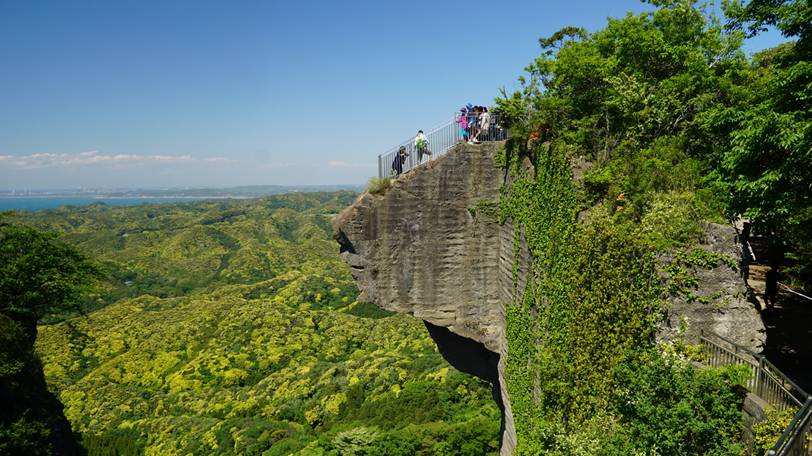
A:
765 267 779 309
392 146 409 176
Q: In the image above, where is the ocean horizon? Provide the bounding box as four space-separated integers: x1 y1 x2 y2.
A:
0 196 221 212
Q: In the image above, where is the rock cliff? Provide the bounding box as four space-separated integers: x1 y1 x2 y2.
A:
332 142 521 455
332 142 765 455
658 222 766 352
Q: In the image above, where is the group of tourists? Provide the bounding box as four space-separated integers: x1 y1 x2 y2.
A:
391 104 496 176
456 104 491 144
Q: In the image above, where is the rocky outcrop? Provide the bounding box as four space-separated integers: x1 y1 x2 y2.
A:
658 223 766 352
332 142 519 455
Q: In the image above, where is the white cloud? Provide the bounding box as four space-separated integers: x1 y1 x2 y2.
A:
0 151 230 169
327 160 374 169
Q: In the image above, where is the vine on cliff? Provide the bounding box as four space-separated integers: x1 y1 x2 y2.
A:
499 140 671 453
500 141 578 441
498 137 748 455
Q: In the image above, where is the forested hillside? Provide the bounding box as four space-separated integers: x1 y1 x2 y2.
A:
24 194 500 455
492 0 809 454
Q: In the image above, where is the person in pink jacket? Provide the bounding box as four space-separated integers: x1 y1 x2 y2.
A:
456 108 469 142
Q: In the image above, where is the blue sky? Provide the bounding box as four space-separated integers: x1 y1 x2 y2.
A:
0 0 786 189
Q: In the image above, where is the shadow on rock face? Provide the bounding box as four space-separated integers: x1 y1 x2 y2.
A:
423 320 505 449
334 229 356 254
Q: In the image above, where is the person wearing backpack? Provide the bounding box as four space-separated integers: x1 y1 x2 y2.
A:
414 130 431 164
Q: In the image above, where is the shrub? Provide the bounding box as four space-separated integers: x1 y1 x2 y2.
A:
366 177 391 196
608 349 749 456
752 407 795 455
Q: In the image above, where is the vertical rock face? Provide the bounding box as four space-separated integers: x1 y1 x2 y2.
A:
332 142 519 455
658 223 767 352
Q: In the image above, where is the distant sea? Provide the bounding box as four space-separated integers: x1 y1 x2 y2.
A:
0 197 217 212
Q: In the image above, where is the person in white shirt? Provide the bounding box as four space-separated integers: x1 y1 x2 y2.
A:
478 107 491 140
414 130 432 163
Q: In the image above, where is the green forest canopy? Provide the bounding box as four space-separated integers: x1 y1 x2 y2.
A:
25 194 501 455
497 0 811 283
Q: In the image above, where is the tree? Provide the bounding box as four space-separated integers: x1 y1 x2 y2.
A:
718 0 812 283
0 214 101 339
725 0 811 54
0 214 102 455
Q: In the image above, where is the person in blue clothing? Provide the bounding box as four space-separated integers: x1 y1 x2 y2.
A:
392 146 409 176
466 103 477 140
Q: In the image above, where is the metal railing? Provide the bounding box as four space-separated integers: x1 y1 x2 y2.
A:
699 331 812 455
377 113 507 178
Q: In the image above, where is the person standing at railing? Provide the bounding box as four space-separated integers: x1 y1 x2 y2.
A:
456 108 469 143
414 130 432 164
465 106 478 143
478 107 491 141
392 146 409 176
466 103 478 141
470 106 489 143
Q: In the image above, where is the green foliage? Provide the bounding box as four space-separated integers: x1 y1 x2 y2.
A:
492 1 777 451
663 247 739 304
80 428 145 456
0 218 102 455
499 143 578 442
469 200 500 219
343 301 396 319
680 247 738 270
498 142 700 452
0 215 102 327
495 0 810 285
366 177 392 196
0 413 53 456
30 194 499 455
606 350 748 455
0 313 59 456
639 191 712 250
13 192 357 310
725 0 811 52
752 407 796 455
565 207 662 416
706 0 812 283
332 426 379 455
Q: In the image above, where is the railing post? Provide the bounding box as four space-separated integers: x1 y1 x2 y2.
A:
757 355 765 399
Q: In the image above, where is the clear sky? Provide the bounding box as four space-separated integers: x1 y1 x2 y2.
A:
0 0 787 189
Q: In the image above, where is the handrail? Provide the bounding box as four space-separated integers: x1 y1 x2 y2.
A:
699 330 811 454
377 112 507 178
701 331 807 408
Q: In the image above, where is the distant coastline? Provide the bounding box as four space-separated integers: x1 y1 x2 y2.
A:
0 196 218 212
0 185 362 211
0 184 362 198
